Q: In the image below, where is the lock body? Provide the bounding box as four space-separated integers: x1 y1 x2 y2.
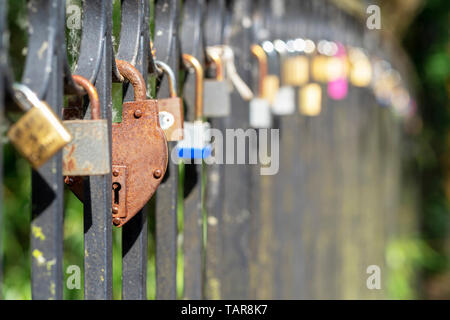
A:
261 75 280 105
177 121 212 159
158 97 184 141
299 83 322 116
62 119 110 176
203 80 231 117
8 100 72 169
112 99 168 227
282 56 309 86
272 86 295 115
249 98 272 128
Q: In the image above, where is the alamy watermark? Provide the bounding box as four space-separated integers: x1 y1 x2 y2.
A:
172 128 280 176
366 5 381 30
66 3 82 30
66 265 81 290
366 265 381 290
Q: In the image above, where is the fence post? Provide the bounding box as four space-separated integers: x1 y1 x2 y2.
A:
180 0 206 300
218 0 254 299
75 0 114 300
116 0 151 300
0 0 5 299
203 0 227 300
154 0 180 300
27 0 65 300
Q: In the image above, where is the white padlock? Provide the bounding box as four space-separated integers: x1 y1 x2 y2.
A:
272 86 295 115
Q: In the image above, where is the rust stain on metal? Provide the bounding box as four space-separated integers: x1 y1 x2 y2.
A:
115 60 147 101
111 165 127 219
63 144 77 172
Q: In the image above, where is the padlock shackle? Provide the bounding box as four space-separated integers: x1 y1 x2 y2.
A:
182 54 204 121
155 60 178 98
115 59 147 101
206 50 224 81
12 83 41 112
250 44 268 98
72 75 101 120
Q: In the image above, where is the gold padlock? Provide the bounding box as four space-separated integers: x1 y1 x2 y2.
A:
282 55 309 86
312 55 329 83
7 84 72 169
299 83 322 116
348 47 372 87
262 75 280 105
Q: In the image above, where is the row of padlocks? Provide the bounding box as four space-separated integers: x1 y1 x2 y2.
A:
4 35 413 228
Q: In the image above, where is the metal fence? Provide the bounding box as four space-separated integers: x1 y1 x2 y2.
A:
0 0 418 300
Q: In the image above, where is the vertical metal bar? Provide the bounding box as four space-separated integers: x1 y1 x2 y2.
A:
0 0 5 299
180 0 206 300
154 0 180 300
27 0 65 300
117 0 150 300
218 0 253 299
204 0 227 300
77 0 113 300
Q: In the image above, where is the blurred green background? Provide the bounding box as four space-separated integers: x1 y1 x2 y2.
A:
1 0 449 299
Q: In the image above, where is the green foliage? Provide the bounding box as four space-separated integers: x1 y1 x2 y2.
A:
402 0 450 298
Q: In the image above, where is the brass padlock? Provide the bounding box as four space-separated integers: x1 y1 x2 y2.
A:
203 48 231 117
311 54 330 83
348 47 372 87
249 44 272 128
62 75 110 176
299 83 322 116
155 60 184 141
112 59 168 227
7 83 72 169
282 55 309 86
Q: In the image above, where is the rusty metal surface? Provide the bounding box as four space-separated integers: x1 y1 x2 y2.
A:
111 98 168 227
115 59 147 101
112 165 128 221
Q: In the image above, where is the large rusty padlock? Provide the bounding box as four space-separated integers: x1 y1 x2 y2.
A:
112 60 168 227
63 75 110 176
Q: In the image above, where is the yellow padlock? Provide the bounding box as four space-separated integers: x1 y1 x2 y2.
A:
282 55 309 86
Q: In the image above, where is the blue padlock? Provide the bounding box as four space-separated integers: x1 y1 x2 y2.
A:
177 121 212 159
177 54 212 160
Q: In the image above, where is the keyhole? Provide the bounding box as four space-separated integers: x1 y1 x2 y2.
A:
113 182 121 204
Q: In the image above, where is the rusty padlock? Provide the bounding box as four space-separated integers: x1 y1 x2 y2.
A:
112 59 168 227
155 60 184 141
62 75 110 176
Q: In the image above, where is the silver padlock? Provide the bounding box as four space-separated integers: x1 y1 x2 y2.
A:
62 75 110 176
203 48 231 117
272 86 295 115
249 44 272 128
